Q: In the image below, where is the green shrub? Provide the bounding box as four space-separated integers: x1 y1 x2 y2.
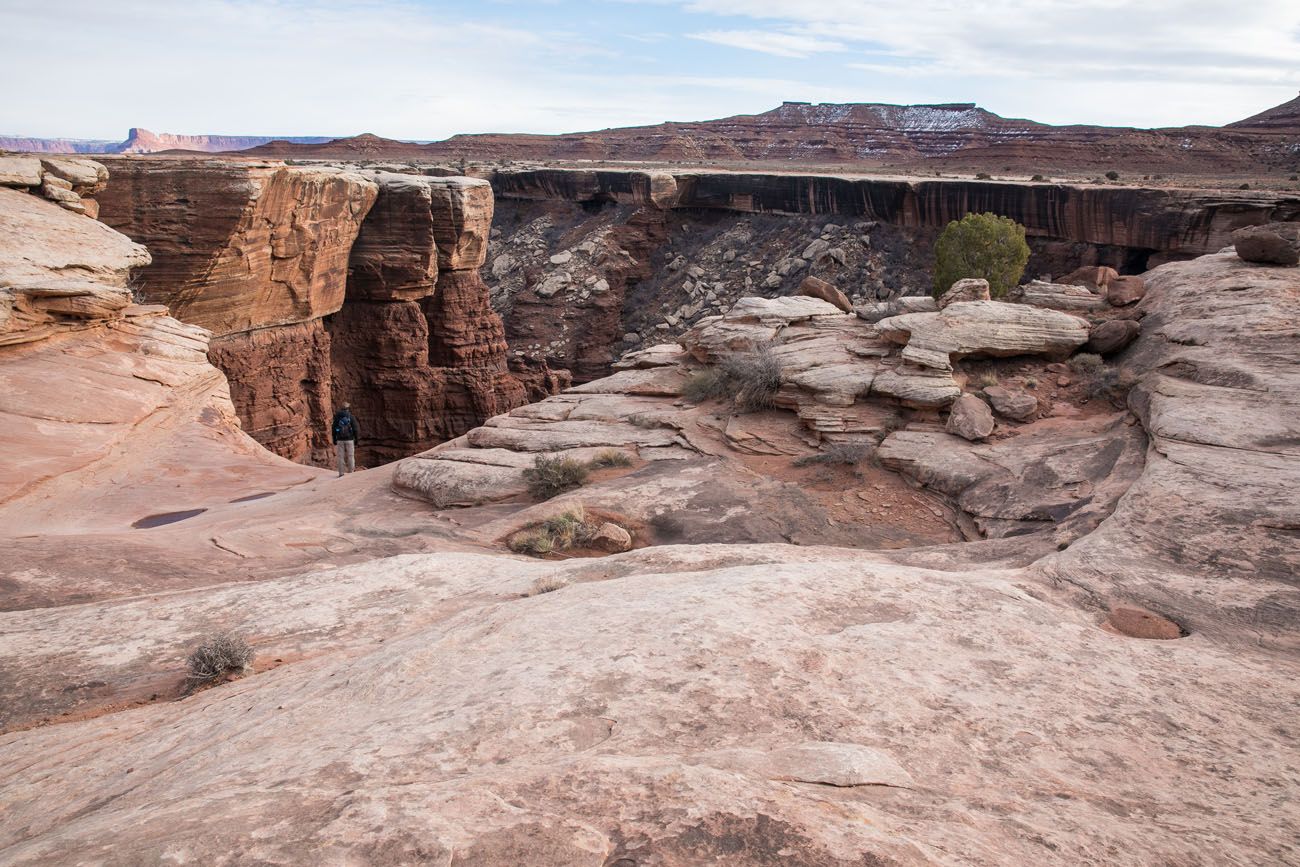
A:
523 455 589 501
1105 170 1120 181
185 633 252 689
932 212 1030 299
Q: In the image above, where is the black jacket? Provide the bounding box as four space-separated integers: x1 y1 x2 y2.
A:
331 410 360 443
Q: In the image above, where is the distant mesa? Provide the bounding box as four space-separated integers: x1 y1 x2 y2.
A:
0 127 333 155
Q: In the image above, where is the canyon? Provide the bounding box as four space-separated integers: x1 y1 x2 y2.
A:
1 144 1297 864
0 128 333 155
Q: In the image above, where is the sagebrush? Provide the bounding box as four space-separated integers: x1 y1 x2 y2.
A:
185 633 253 688
523 455 589 501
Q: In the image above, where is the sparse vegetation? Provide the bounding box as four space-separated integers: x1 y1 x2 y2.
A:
523 455 589 501
1105 170 1120 181
683 344 784 412
793 442 872 467
932 212 1031 299
185 633 253 689
1069 353 1105 376
525 575 569 595
976 371 1000 388
588 449 633 469
1239 183 1251 190
975 172 992 180
1024 376 1040 389
1030 174 1045 182
508 506 624 559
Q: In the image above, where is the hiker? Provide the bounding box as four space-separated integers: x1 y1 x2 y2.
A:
331 403 360 477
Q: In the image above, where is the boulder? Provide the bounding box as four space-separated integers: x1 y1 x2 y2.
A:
945 393 995 440
1059 265 1119 293
797 276 852 312
855 295 937 323
1106 275 1147 306
936 278 990 309
1231 223 1300 266
40 157 108 195
1086 319 1141 355
876 301 1091 372
983 385 1038 421
590 521 633 553
0 156 42 187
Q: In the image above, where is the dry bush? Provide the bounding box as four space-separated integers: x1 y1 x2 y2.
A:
185 633 252 688
526 575 569 596
1069 353 1105 376
508 506 616 559
523 455 589 501
720 345 783 411
976 371 999 388
589 449 633 469
682 368 728 404
793 442 873 467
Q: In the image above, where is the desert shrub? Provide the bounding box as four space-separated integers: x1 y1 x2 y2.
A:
185 633 253 688
793 442 872 467
523 455 589 501
1105 170 1120 181
526 575 569 595
1024 376 1040 389
974 172 992 180
510 529 554 555
588 449 633 469
1030 174 1045 182
1291 174 1299 181
1069 353 1105 376
509 507 616 559
1239 183 1251 190
932 212 1030 299
682 368 729 403
719 345 783 411
976 371 999 388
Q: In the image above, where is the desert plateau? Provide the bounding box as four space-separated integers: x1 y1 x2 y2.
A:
1 2 1298 864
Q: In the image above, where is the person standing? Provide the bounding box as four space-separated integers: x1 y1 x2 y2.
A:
331 403 360 477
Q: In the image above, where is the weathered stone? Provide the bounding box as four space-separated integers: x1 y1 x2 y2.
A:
855 295 937 323
877 301 1090 372
1059 265 1119 293
590 521 633 552
946 393 995 440
1086 319 1141 355
426 177 493 270
937 277 990 309
797 275 853 312
345 173 439 301
40 157 108 195
0 156 42 187
1231 223 1300 266
983 385 1038 420
1012 280 1109 311
1106 275 1147 306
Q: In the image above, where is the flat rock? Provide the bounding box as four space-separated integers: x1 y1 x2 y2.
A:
0 156 42 187
876 300 1090 372
1011 280 1109 311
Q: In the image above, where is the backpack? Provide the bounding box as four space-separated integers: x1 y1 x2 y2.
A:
332 413 355 439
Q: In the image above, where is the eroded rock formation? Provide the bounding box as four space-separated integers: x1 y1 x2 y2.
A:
97 159 537 467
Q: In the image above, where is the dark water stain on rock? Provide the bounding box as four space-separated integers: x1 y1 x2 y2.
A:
132 509 208 529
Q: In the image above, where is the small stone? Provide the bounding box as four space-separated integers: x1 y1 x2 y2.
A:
549 251 573 265
984 385 1038 421
590 522 633 553
1056 375 1071 387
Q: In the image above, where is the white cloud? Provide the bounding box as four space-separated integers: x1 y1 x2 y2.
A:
687 29 845 57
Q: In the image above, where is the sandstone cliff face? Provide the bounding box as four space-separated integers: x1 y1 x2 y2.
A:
97 160 538 467
325 173 530 467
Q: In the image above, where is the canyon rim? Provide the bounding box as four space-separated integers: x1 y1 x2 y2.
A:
2 3 1299 865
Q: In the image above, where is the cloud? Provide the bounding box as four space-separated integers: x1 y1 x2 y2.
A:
687 29 845 57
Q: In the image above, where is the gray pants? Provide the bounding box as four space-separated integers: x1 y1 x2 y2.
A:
335 440 355 475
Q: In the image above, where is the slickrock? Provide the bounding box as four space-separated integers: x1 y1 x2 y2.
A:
855 294 937 323
1010 279 1109 311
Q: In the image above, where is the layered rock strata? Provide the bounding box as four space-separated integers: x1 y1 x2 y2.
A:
97 160 536 467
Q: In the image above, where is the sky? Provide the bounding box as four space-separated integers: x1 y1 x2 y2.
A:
3 0 1298 140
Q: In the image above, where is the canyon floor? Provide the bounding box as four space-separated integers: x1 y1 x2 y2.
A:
0 158 1297 865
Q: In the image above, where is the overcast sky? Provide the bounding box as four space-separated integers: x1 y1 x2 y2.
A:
3 0 1298 140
